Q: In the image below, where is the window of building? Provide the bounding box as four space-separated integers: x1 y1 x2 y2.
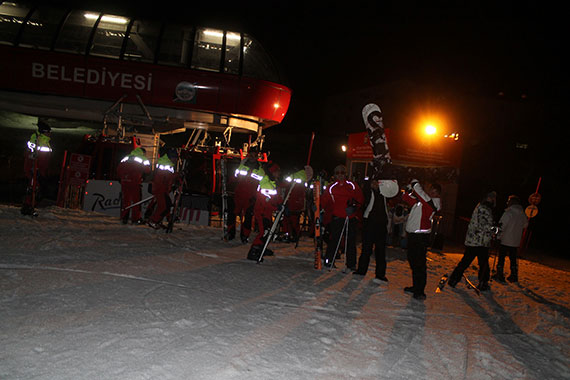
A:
89 13 130 59
242 34 279 83
157 23 193 67
19 6 67 50
54 10 98 55
224 31 241 75
123 19 160 63
0 2 30 45
191 27 223 72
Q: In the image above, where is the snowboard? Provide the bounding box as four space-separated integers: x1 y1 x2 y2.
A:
463 274 481 296
435 273 448 293
362 103 392 180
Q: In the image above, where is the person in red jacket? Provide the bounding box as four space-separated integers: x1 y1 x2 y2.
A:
148 150 180 229
321 164 364 271
21 120 52 216
281 178 306 243
117 147 151 224
247 162 282 260
231 150 261 243
401 179 441 300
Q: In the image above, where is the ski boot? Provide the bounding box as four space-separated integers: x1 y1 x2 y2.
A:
247 245 262 261
492 273 506 283
148 220 163 230
477 282 491 292
507 274 518 283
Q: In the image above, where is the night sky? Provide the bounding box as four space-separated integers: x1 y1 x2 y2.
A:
41 1 568 253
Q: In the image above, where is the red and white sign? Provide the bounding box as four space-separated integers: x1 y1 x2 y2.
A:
528 192 541 205
68 153 92 186
347 130 462 168
346 132 374 160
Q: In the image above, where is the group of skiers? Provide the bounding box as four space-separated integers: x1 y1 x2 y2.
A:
447 191 529 291
117 147 181 230
20 122 530 302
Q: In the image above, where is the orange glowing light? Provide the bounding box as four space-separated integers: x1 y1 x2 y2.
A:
425 125 437 135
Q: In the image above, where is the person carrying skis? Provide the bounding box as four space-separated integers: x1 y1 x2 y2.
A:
117 147 151 224
21 120 52 216
401 179 442 300
448 190 497 291
493 195 528 283
281 167 310 243
148 149 180 229
247 162 282 261
321 164 364 271
231 149 261 243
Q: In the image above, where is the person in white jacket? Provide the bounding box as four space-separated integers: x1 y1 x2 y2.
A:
494 195 529 283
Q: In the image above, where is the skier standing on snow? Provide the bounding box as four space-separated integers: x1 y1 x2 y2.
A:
231 149 261 243
353 179 390 282
117 147 151 225
493 195 528 283
247 162 282 260
148 149 180 229
320 164 364 271
281 167 309 243
448 191 497 291
21 120 53 216
401 179 442 300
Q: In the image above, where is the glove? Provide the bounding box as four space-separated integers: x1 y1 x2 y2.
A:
345 198 358 216
407 179 419 192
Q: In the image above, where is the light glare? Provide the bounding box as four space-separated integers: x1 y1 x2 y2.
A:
425 125 436 135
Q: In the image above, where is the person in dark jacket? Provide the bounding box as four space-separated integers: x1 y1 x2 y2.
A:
353 179 390 281
448 191 497 291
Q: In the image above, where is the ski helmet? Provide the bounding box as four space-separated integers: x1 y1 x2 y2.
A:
37 120 51 133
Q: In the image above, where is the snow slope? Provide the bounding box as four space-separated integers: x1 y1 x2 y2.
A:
1 205 569 379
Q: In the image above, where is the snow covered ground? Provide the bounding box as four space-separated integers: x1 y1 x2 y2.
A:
1 204 569 380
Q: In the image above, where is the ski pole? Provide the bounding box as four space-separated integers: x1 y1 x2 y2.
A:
329 216 349 271
306 131 315 166
122 195 154 211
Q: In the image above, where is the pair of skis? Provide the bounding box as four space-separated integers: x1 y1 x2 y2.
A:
313 178 322 270
220 157 230 241
435 273 480 295
257 182 296 263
